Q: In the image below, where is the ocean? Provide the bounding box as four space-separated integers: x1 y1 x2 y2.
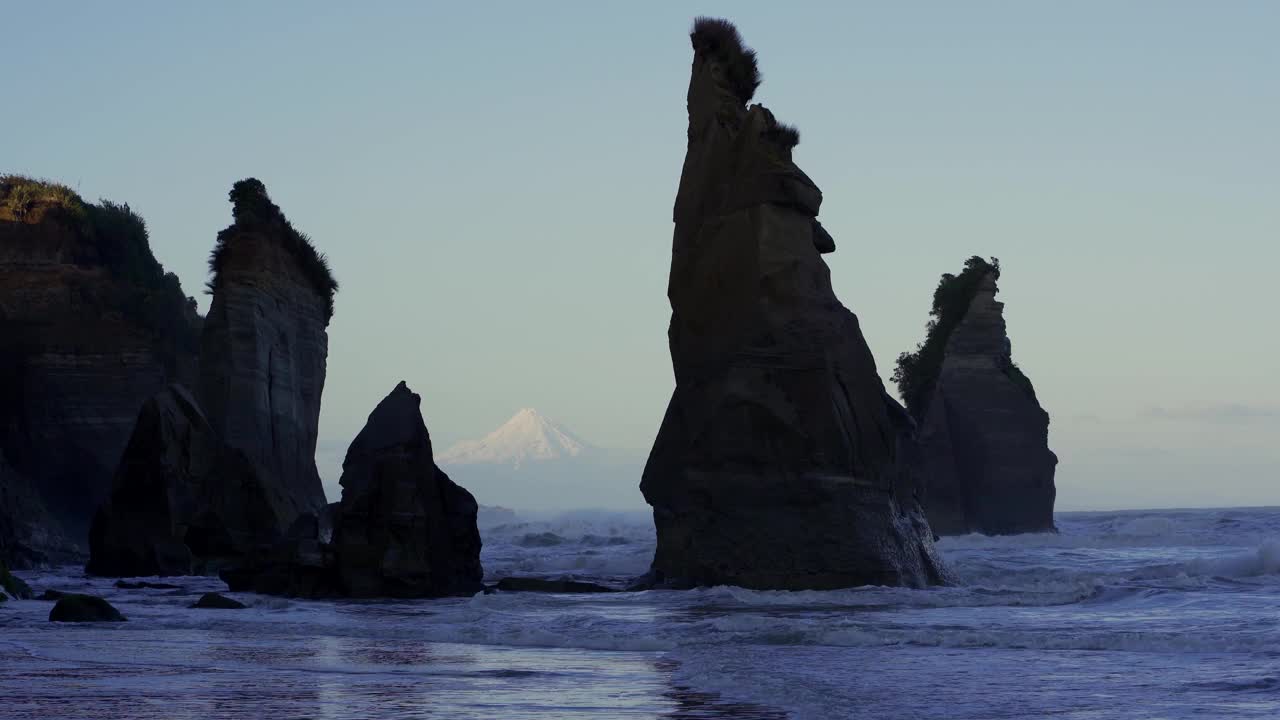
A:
2 507 1278 719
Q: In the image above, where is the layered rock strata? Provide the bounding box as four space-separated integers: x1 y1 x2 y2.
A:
913 270 1057 535
0 176 200 564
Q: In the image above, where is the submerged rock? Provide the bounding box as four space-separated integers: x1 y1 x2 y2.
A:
639 18 950 590
331 382 483 598
38 589 67 601
902 262 1057 535
87 386 292 577
199 179 336 525
0 176 200 564
191 592 246 609
48 594 126 622
114 580 183 590
494 577 617 594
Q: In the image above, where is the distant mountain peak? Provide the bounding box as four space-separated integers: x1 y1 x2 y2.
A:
438 408 591 468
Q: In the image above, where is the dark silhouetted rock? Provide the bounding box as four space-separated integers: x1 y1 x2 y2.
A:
49 594 126 622
220 512 337 597
87 386 294 577
494 577 618 594
913 270 1057 535
191 592 246 609
199 179 336 526
38 589 67 601
0 559 33 599
0 177 201 564
331 382 483 598
639 18 951 590
223 383 483 598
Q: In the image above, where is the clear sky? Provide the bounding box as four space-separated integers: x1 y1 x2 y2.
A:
6 1 1277 510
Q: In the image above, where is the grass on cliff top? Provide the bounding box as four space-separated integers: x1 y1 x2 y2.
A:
0 174 200 357
0 175 85 221
892 255 1001 420
206 178 338 321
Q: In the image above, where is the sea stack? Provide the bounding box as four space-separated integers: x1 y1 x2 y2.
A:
199 179 336 522
0 176 200 566
639 19 950 590
331 382 483 597
894 257 1057 535
222 383 483 598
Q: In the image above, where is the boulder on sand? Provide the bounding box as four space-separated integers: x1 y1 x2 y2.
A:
49 594 126 622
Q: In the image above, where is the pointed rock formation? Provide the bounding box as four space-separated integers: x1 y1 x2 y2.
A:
331 382 482 597
222 382 483 598
199 179 336 523
639 18 950 590
897 258 1057 535
86 385 291 576
0 176 201 563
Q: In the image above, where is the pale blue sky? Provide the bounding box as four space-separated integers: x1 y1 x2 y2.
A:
6 2 1277 509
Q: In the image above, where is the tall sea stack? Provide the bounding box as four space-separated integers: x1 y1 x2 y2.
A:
894 257 1057 535
0 176 200 566
199 179 336 521
640 19 950 590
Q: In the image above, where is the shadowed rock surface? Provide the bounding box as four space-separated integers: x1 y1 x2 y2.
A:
48 594 126 622
0 177 200 566
639 18 950 590
223 383 483 598
331 382 483 598
86 386 293 577
1 559 33 599
913 270 1057 535
494 577 617 594
198 179 335 526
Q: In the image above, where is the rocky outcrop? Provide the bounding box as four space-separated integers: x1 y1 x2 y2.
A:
639 19 950 591
0 177 201 564
331 382 483 597
48 594 126 622
86 386 293 577
199 179 336 524
910 268 1057 535
223 382 484 598
191 592 246 609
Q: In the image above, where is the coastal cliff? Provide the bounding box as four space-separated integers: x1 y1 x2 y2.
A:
199 179 336 522
639 19 950 590
894 257 1057 535
0 176 199 566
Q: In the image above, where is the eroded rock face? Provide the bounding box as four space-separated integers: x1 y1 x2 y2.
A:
222 382 483 598
916 272 1057 535
639 19 950 590
0 179 200 562
332 382 483 598
86 385 291 577
199 179 335 525
0 450 77 569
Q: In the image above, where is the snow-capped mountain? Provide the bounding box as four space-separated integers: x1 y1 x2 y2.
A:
438 408 592 468
437 409 644 512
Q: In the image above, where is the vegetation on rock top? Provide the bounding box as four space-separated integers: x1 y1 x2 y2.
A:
0 175 201 360
206 178 338 320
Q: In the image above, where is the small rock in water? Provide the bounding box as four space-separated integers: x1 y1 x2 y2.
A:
495 577 618 594
49 594 126 623
0 591 7 601
191 592 247 609
38 590 67 601
115 580 182 590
